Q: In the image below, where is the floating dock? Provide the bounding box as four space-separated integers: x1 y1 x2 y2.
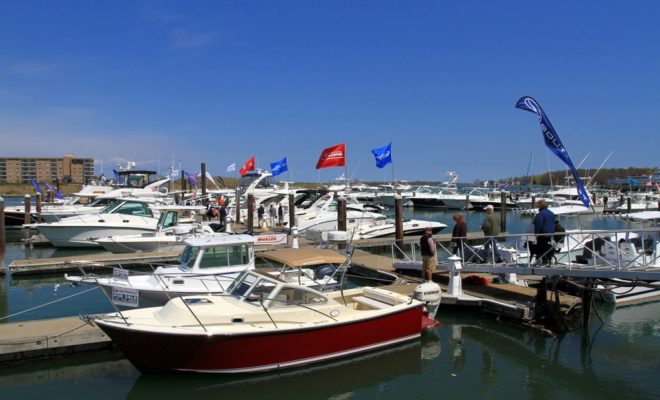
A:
0 242 579 364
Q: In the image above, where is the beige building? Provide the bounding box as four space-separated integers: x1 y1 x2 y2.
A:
0 154 94 184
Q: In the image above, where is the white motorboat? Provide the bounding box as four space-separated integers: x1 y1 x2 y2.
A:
294 193 382 233
67 234 257 307
409 172 460 209
94 205 214 254
67 236 352 307
350 216 447 240
32 198 163 247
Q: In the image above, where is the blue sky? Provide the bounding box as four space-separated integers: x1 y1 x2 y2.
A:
1 1 658 183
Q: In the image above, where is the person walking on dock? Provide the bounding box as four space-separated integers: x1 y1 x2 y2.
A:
481 205 502 262
451 213 467 261
257 204 265 228
278 203 284 226
420 227 436 282
533 200 555 265
268 203 277 227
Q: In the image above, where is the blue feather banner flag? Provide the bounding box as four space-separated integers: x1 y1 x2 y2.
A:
515 96 590 207
30 179 42 193
371 142 392 169
270 157 288 177
44 182 65 199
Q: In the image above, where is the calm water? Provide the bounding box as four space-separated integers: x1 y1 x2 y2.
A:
1 200 659 399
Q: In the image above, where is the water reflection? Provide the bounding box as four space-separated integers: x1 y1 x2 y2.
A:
127 341 427 400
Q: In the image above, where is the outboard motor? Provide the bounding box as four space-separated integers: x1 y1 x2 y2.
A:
314 264 337 280
413 281 442 320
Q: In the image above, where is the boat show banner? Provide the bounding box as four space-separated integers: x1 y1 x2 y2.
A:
515 96 591 207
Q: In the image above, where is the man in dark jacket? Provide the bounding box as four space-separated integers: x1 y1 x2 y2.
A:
533 200 555 265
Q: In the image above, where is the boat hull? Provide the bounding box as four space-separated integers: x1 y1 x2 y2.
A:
96 305 426 373
37 225 156 247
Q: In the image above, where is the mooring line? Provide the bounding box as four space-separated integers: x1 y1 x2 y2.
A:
0 285 102 322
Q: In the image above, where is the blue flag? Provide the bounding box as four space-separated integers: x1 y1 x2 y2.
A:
30 179 42 193
628 177 638 187
371 142 392 169
185 172 198 189
44 183 65 199
112 168 119 183
270 157 288 177
516 96 590 207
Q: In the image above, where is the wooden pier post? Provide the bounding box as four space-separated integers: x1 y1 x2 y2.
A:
394 195 404 251
235 190 241 224
46 189 53 204
626 197 631 214
619 195 624 208
288 192 296 230
36 193 42 223
247 194 255 234
0 197 5 258
465 193 470 210
337 196 347 231
500 192 507 233
200 162 207 203
531 195 536 210
180 170 186 193
23 194 31 243
581 280 593 334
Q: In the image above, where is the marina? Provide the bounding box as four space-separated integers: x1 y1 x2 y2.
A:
2 189 659 398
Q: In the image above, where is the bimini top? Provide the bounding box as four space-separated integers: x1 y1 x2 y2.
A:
183 234 255 248
258 248 348 267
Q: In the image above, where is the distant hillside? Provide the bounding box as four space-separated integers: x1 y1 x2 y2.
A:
504 167 658 187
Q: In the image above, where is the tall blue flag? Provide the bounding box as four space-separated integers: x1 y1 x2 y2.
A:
515 96 591 207
270 157 288 177
628 176 638 187
30 179 42 193
371 142 392 169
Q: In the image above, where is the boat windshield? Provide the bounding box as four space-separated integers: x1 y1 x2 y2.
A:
227 271 277 301
178 246 200 269
157 211 178 229
197 244 252 269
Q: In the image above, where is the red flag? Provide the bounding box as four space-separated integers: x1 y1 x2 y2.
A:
239 156 255 176
315 143 346 169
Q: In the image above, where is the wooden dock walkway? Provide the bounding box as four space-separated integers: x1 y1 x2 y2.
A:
4 251 181 276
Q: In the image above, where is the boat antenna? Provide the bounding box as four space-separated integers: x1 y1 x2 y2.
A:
586 151 614 188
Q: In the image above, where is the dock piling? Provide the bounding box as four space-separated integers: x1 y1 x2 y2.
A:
200 162 207 203
288 192 295 232
0 197 5 258
247 194 255 234
500 192 507 232
22 194 31 243
36 193 42 223
394 195 404 251
235 190 241 224
337 196 347 231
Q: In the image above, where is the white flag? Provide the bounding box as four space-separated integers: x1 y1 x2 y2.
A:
226 163 236 173
169 169 180 178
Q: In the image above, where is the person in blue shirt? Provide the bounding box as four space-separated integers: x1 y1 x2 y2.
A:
533 200 555 265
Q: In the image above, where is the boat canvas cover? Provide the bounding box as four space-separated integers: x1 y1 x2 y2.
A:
259 248 347 267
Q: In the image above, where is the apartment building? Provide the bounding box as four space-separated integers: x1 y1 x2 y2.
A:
0 154 94 184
